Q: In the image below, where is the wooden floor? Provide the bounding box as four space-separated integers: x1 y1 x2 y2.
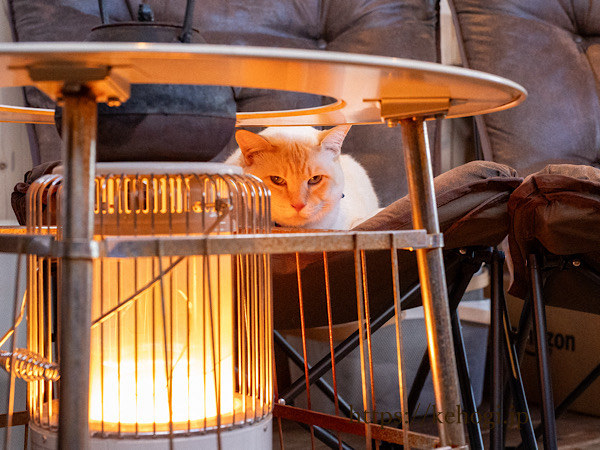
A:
272 405 600 449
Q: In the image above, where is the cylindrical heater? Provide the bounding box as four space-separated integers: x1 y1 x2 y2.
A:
25 162 273 449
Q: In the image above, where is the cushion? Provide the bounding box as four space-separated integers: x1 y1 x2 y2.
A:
450 0 600 176
354 160 521 248
507 164 600 311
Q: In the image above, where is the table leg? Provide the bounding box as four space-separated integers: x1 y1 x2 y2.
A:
57 85 97 450
398 117 467 449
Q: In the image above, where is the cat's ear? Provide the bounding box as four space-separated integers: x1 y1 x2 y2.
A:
235 129 271 166
320 125 352 156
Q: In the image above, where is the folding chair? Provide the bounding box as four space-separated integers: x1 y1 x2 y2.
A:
507 165 600 449
450 0 600 448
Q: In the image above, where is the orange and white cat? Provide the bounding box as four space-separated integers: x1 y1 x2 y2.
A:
225 125 379 230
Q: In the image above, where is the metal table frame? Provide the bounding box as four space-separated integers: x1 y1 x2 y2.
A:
0 42 526 450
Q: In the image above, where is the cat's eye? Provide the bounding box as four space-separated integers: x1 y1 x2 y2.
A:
308 175 322 185
270 176 286 186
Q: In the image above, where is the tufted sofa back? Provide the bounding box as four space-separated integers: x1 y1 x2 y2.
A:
449 0 600 177
7 0 440 206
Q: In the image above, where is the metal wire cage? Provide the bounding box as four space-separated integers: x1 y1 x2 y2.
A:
25 162 273 447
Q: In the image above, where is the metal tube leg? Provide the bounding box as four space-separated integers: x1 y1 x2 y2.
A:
451 313 483 450
490 250 504 450
398 117 466 448
57 86 97 450
528 254 558 450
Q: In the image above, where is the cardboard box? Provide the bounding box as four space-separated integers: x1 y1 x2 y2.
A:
506 296 600 417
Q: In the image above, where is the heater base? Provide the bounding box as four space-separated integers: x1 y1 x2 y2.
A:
29 415 273 450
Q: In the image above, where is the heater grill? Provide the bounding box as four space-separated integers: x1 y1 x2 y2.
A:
25 162 273 446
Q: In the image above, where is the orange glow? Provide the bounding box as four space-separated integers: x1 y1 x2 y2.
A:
89 254 236 433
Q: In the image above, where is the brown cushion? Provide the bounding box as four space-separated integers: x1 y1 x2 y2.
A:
354 160 521 248
508 164 600 306
11 160 62 225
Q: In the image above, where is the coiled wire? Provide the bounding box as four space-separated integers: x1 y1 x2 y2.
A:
0 349 60 382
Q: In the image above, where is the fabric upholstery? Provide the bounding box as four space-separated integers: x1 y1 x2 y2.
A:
7 0 439 206
507 164 600 312
451 4 600 439
449 0 600 177
11 161 62 226
354 160 521 249
273 160 521 329
452 0 600 307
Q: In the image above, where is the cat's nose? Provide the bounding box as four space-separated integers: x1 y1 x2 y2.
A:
291 202 306 212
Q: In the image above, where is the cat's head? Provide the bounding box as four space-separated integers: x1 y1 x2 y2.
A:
235 125 351 227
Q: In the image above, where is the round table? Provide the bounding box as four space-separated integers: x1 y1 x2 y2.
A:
0 42 524 126
0 42 526 450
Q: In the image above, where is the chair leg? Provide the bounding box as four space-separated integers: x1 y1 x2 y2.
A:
408 350 431 419
551 260 600 419
451 312 484 450
490 249 539 450
490 249 504 450
555 362 600 418
408 304 484 449
274 330 360 420
495 253 537 449
528 253 558 450
530 363 600 444
514 294 533 364
274 331 356 449
449 251 488 450
297 423 354 450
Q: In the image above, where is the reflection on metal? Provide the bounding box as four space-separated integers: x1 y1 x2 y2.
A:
0 43 526 126
398 117 465 447
0 350 60 382
0 104 54 124
0 229 442 258
375 97 451 121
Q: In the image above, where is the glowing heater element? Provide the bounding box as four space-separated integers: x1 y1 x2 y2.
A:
89 254 235 433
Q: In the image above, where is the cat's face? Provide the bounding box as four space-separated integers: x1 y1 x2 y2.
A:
235 126 350 227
